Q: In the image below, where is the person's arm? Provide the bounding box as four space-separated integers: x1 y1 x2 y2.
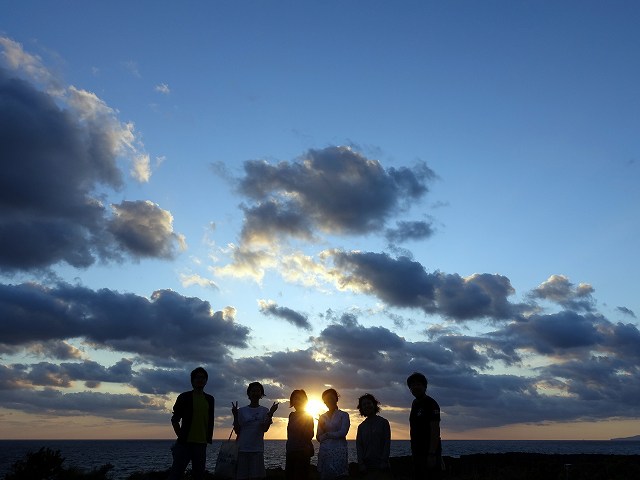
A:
316 415 327 442
324 411 350 439
206 395 215 443
263 402 279 432
171 419 181 437
170 394 183 437
356 423 365 472
428 419 440 455
426 419 440 468
231 402 241 434
382 418 391 465
305 414 315 441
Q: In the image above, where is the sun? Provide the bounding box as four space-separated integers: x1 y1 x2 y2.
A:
305 398 327 419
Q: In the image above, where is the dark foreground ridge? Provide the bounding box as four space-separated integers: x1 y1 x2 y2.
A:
5 448 640 480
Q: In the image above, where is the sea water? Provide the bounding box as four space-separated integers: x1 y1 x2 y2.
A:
1 439 639 479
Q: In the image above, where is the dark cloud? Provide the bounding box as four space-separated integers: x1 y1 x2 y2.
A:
27 340 83 360
490 311 606 356
602 322 640 361
540 355 640 410
237 146 435 242
0 387 166 422
529 275 595 312
240 200 314 244
385 220 435 244
258 301 311 330
2 297 640 432
108 200 185 258
313 313 405 362
0 282 250 363
0 65 182 272
616 306 636 318
330 251 527 321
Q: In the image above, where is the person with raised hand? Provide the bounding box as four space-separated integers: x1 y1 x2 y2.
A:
232 381 279 480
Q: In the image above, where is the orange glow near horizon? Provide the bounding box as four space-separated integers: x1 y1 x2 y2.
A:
2 408 639 441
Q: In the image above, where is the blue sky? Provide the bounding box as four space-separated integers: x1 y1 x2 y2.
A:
1 1 639 441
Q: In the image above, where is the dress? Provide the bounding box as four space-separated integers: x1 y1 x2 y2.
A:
317 409 350 479
236 405 270 480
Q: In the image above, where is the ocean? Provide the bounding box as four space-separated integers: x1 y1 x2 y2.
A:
1 439 639 479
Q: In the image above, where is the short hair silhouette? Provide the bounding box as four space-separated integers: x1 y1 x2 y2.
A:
247 381 266 397
406 372 428 387
190 367 208 382
290 389 308 403
321 388 339 400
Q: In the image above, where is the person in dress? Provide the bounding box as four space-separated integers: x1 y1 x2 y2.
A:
407 372 442 480
316 388 350 479
232 381 279 480
356 393 391 479
285 389 315 480
168 367 215 480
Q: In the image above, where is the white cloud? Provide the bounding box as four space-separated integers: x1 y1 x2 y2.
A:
154 83 170 94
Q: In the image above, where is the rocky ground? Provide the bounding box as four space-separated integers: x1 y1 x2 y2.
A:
6 448 640 480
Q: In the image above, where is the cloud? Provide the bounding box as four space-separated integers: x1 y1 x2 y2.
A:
2 281 640 432
122 60 141 78
0 387 167 423
240 200 315 245
216 147 438 282
237 146 435 241
616 306 636 318
0 38 173 271
131 153 152 182
154 83 170 94
109 200 186 259
258 300 311 330
489 311 607 356
0 283 250 363
385 220 435 244
0 37 61 94
313 313 405 362
529 275 595 312
329 250 527 321
24 359 133 388
214 244 278 283
27 341 84 360
179 272 219 290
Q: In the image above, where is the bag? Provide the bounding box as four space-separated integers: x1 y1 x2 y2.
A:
214 428 238 480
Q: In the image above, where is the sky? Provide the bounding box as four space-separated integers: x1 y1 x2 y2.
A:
1 1 639 441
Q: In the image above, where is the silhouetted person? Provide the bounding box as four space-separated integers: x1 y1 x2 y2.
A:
356 393 391 479
407 372 442 479
232 381 279 480
317 388 350 479
168 367 215 480
285 389 315 480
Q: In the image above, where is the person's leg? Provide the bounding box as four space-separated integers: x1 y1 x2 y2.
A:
236 452 251 480
286 451 308 480
168 442 191 480
190 443 207 480
412 453 428 480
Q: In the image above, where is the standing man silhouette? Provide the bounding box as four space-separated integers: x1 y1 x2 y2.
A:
168 367 215 480
407 372 442 479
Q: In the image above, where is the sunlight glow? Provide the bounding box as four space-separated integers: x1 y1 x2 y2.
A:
305 398 327 420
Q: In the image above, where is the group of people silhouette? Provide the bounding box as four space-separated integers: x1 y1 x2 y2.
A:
167 368 441 480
